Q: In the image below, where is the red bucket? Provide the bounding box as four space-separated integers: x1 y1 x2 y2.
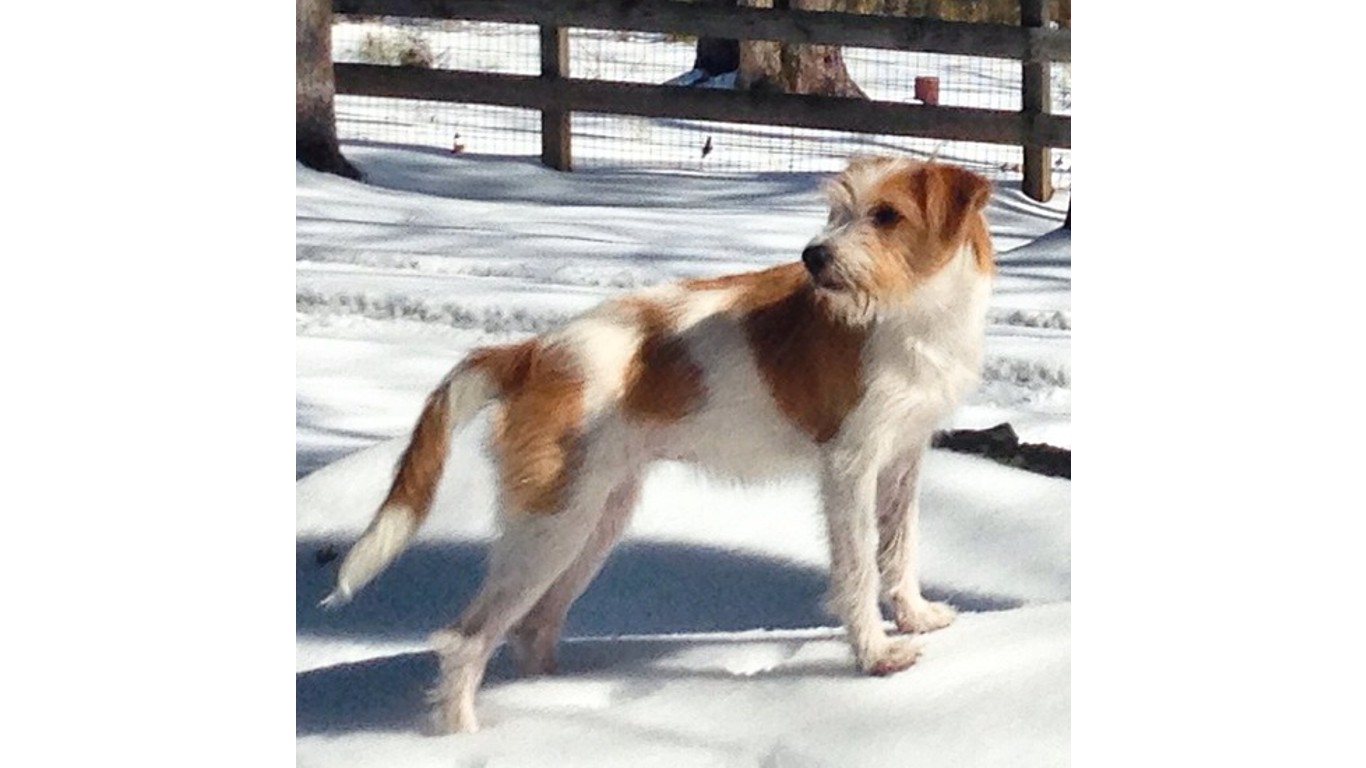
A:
914 76 940 106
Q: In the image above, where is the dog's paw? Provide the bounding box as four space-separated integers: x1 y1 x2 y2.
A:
894 598 957 634
864 637 922 677
427 686 480 735
427 630 485 734
429 700 479 735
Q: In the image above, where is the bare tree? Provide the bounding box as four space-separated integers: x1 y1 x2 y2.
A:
692 0 867 98
297 0 360 179
736 0 867 98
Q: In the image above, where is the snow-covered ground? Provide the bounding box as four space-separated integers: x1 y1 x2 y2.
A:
296 141 1070 766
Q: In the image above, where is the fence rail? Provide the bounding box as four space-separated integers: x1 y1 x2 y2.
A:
334 0 1070 62
337 64 1068 146
330 0 1069 199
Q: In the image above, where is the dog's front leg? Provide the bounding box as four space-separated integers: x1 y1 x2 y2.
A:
876 445 956 635
821 457 921 676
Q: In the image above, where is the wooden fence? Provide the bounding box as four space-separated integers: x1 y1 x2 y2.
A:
330 0 1070 200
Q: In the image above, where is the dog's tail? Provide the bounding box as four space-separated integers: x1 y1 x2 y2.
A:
321 359 500 608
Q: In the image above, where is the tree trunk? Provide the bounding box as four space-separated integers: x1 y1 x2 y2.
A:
691 0 741 76
738 0 867 98
297 0 360 179
694 0 867 98
693 36 740 76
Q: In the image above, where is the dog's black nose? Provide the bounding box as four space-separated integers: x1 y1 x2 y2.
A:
802 244 831 275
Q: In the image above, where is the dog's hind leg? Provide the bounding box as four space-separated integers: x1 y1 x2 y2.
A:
427 482 616 734
875 445 956 635
509 475 641 676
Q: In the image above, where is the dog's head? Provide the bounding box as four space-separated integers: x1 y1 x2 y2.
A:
803 156 994 314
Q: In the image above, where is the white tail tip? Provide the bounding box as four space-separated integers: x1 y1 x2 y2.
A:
323 504 420 609
319 588 352 610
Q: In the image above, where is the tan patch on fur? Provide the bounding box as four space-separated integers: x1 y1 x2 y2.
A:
857 161 994 295
710 263 867 443
685 262 807 311
865 176 931 299
465 342 536 392
964 204 995 274
620 298 705 424
469 340 584 515
905 163 993 259
385 380 452 520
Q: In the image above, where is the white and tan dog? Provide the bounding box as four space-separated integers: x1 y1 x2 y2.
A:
323 156 996 733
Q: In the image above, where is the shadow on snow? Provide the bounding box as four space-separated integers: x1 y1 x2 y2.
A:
297 537 1022 735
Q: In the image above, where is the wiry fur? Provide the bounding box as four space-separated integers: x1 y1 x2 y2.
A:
325 156 996 733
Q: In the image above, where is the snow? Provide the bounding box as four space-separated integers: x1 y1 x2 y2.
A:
297 605 1067 767
301 22 1071 759
297 140 1070 765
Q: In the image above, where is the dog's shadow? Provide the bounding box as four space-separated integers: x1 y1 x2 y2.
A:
297 538 1021 735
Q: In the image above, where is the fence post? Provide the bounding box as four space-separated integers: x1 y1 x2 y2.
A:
1021 0 1052 202
540 26 571 171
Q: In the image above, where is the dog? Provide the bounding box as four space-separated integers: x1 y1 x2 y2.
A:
322 156 996 733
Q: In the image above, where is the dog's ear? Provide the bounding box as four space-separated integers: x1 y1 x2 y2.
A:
909 164 992 244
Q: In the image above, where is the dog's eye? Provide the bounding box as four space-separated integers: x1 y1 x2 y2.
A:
871 204 901 227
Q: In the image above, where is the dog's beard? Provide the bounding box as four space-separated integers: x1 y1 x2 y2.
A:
813 281 878 326
812 270 848 291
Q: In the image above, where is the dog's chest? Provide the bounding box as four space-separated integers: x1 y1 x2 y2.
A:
857 277 990 433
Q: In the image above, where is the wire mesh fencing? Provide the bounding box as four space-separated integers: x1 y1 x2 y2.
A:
331 16 1070 188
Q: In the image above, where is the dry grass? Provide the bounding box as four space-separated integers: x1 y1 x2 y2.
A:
356 29 439 68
